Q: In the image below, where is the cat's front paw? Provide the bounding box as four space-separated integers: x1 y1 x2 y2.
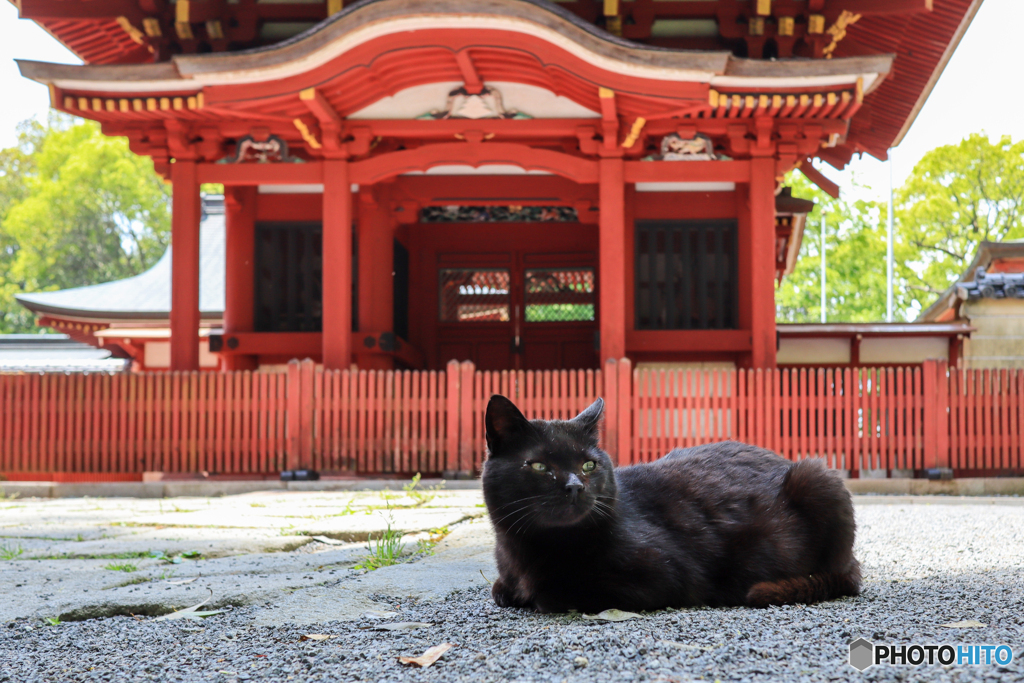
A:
492 579 528 609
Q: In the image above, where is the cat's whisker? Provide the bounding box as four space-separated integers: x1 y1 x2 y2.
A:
489 494 548 513
491 502 541 526
506 509 538 537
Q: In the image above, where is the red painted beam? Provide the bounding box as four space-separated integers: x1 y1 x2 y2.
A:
212 331 425 368
626 330 753 353
349 143 599 185
828 0 932 14
360 119 600 139
797 160 840 199
624 160 751 184
197 162 324 185
19 0 142 20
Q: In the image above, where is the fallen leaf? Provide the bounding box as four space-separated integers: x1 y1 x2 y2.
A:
153 590 224 622
582 609 642 622
300 634 335 641
310 536 344 546
361 611 399 620
941 620 987 629
658 639 711 651
164 578 198 585
364 622 433 631
398 643 456 668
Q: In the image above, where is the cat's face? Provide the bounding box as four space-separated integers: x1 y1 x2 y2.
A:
482 396 616 533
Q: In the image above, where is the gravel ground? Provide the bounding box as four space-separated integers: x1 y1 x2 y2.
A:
2 503 1022 683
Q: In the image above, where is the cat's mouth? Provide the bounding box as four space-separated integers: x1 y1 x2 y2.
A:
548 496 596 525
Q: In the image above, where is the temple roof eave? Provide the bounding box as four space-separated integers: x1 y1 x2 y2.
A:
15 0 893 97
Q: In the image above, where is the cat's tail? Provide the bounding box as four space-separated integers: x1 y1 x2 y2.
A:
745 566 861 608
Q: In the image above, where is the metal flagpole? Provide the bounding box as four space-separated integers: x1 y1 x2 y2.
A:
887 148 894 322
821 216 827 324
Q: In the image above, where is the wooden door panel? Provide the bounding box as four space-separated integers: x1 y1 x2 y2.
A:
414 223 598 370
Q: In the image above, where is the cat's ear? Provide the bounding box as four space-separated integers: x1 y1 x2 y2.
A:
571 398 604 440
485 395 535 456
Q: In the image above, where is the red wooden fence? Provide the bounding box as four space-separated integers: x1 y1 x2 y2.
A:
1 358 1021 477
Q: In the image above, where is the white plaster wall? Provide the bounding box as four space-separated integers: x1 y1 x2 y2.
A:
143 342 218 369
777 338 850 365
858 337 948 365
347 81 599 119
962 298 1024 369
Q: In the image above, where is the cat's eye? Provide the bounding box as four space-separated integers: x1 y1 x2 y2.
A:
582 461 596 473
530 462 548 472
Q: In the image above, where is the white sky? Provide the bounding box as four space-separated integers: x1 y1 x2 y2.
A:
1 0 1022 202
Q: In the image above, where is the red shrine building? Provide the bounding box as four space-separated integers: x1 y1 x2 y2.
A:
12 0 981 373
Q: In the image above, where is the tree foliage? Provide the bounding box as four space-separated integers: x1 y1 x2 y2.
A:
775 173 909 322
0 116 170 333
778 134 1024 323
895 133 1024 301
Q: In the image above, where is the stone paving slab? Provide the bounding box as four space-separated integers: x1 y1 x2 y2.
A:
0 488 488 624
2 489 1022 632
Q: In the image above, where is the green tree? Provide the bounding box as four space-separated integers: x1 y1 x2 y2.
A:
776 173 918 322
0 115 170 333
895 133 1024 303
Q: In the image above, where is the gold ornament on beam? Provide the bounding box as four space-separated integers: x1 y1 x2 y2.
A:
823 11 861 59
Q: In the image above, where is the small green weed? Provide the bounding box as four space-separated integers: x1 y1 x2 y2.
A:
353 521 405 571
147 550 201 564
403 473 445 506
326 501 356 517
249 502 266 508
43 617 61 626
104 562 138 572
0 490 19 501
0 542 24 560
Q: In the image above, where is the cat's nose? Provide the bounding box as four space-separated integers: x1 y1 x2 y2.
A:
565 473 584 501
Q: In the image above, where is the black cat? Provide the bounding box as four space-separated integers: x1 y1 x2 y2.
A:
482 395 861 613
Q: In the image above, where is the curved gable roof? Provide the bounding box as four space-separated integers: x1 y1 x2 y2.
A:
16 209 225 321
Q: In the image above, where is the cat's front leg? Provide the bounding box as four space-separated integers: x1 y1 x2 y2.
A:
492 577 532 609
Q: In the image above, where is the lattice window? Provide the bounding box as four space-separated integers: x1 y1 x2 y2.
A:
525 269 595 322
255 222 323 332
635 220 737 330
420 205 578 222
439 269 511 322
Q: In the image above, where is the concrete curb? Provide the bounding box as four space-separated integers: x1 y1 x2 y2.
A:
845 477 1024 497
1 477 1022 499
0 478 482 499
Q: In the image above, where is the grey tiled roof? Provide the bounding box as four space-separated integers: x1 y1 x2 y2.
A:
15 201 225 321
0 334 128 372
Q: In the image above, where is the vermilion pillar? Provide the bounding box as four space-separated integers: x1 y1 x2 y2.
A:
749 157 778 368
322 160 353 369
599 157 626 363
224 186 257 371
170 160 201 371
357 186 394 370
